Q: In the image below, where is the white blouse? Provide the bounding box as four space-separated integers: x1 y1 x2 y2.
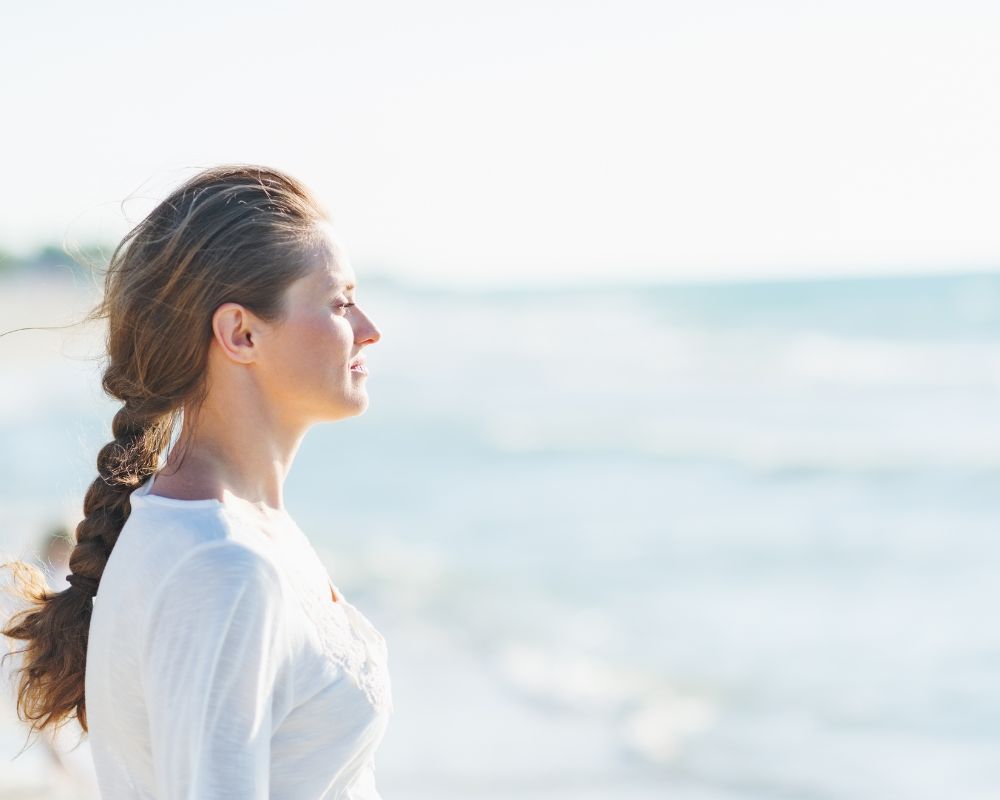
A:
85 472 393 799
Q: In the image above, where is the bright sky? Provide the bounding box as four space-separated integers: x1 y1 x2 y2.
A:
3 0 1000 286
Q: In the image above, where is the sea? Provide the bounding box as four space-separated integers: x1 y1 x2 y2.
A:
0 269 998 799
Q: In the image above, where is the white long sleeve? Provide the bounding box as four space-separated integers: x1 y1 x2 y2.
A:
140 541 290 799
85 478 392 799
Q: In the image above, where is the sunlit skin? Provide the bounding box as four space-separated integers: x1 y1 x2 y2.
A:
150 222 381 521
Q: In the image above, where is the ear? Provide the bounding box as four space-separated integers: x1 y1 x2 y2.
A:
211 303 259 365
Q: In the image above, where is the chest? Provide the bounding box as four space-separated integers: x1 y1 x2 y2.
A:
272 532 393 715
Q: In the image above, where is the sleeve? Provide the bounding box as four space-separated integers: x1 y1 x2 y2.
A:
140 542 290 799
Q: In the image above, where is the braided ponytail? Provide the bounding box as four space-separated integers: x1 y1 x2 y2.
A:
70 398 175 603
1 163 330 738
1 398 171 735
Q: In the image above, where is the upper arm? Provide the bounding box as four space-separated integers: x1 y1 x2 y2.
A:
140 543 289 799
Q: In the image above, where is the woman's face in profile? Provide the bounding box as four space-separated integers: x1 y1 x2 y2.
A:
262 224 382 425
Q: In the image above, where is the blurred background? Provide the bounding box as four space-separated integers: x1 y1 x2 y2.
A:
2 1 999 798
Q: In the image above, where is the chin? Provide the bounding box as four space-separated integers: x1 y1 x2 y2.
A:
328 395 369 421
353 395 370 415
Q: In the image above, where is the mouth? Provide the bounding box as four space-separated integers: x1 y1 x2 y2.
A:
349 356 368 375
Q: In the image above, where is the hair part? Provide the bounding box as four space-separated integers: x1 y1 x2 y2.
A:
1 164 331 739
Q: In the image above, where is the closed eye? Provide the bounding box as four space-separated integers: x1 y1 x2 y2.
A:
334 302 355 313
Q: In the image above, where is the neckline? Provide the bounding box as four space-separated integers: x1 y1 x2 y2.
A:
131 471 294 528
131 471 223 509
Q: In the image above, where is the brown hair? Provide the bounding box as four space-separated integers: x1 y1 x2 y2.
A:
1 164 330 738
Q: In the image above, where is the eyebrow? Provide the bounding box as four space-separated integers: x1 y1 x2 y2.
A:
327 280 356 292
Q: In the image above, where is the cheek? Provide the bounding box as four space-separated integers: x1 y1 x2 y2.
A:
294 316 353 372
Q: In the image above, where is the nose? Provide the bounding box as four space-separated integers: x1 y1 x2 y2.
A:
354 307 381 346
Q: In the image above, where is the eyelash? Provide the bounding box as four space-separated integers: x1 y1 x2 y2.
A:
334 302 355 313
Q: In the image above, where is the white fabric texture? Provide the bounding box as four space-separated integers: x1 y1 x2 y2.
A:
85 472 393 799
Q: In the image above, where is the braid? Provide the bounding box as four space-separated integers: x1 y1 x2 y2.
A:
2 398 173 735
68 400 171 600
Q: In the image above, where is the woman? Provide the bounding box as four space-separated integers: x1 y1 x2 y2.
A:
1 164 391 798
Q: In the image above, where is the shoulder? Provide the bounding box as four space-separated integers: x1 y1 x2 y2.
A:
120 502 281 588
137 541 303 703
140 540 292 660
124 501 234 553
153 539 284 605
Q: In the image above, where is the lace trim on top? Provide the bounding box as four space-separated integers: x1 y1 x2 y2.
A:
279 546 393 714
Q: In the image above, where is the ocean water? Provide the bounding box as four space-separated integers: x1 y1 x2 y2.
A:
1 271 998 798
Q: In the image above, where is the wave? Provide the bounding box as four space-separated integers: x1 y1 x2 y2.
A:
481 414 1000 476
495 641 718 767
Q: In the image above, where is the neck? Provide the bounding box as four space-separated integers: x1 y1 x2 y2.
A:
157 393 308 515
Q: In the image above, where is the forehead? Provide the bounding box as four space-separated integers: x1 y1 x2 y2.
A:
308 224 357 292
